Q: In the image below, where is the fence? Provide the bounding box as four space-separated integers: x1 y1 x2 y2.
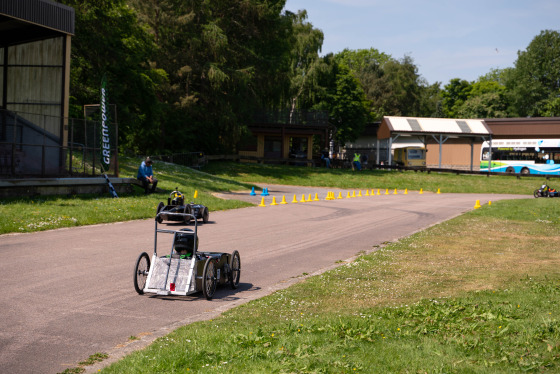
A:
0 109 118 178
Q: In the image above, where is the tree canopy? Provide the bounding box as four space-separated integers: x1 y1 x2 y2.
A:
60 1 560 154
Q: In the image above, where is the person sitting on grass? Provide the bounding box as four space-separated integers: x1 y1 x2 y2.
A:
137 157 158 194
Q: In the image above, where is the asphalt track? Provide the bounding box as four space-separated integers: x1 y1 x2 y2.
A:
0 185 529 373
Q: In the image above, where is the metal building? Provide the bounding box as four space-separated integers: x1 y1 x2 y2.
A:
0 0 74 176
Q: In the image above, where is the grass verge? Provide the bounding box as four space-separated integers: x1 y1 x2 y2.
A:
0 157 254 234
97 198 560 373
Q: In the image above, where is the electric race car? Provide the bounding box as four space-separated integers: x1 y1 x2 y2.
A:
156 188 210 224
534 184 560 198
133 212 240 300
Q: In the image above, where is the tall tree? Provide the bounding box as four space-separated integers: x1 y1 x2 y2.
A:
508 29 560 117
285 10 324 116
131 0 294 153
306 55 371 145
441 78 472 118
61 0 166 154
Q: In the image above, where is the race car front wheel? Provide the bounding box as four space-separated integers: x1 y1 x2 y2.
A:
134 252 151 294
202 208 209 223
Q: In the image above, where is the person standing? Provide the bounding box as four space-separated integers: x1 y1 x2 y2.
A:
321 149 331 168
137 157 158 194
352 152 361 171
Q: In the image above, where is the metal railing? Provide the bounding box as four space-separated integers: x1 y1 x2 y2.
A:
0 109 118 178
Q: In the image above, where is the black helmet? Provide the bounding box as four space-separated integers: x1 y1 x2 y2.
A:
174 229 198 254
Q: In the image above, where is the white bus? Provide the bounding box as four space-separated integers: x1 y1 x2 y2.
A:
480 139 560 175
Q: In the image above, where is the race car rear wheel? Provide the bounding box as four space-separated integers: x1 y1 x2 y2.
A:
156 202 164 223
184 205 191 224
229 250 241 289
202 258 217 300
202 208 209 223
134 252 151 294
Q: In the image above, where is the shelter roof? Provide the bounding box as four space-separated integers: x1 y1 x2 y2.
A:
378 116 492 139
0 0 74 46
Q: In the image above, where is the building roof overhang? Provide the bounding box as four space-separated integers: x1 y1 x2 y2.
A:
379 116 492 140
0 0 74 46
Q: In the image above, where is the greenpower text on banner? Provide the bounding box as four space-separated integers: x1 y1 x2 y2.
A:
101 75 111 166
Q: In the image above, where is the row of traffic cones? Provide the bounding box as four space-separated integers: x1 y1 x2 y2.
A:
255 187 443 207
253 186 485 210
473 199 492 209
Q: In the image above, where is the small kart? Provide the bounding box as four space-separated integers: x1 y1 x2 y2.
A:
534 184 559 198
133 212 240 300
156 188 209 224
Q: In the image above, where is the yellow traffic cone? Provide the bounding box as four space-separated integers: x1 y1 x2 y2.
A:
404 188 408 195
258 197 266 207
419 188 423 194
338 192 343 199
280 195 288 204
314 193 320 201
365 189 370 196
488 200 492 206
292 194 298 203
437 188 441 194
474 200 481 209
377 189 380 195
358 190 363 197
393 188 398 195
300 194 306 203
347 191 352 198
270 196 278 206
352 190 356 198
308 193 312 202
194 190 198 198
385 189 389 195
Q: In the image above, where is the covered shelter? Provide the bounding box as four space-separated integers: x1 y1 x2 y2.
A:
377 116 493 170
0 0 74 176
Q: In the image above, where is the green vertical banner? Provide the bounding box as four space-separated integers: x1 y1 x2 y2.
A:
100 74 111 168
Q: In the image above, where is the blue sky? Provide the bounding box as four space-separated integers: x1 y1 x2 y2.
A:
283 0 560 86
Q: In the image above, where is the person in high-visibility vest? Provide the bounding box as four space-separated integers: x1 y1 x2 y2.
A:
352 153 361 171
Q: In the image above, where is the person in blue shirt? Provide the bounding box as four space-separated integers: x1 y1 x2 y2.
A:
137 157 158 194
